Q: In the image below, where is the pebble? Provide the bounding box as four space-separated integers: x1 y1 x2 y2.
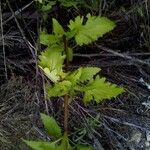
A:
146 131 150 142
129 130 142 144
145 141 150 147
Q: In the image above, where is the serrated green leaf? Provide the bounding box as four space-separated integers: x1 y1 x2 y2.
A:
68 14 116 45
39 67 60 83
81 76 124 103
40 31 57 46
66 30 76 39
58 0 78 8
47 80 72 97
24 140 56 150
65 67 101 85
41 113 62 138
39 45 64 70
62 67 101 96
52 18 65 37
39 0 56 12
77 144 93 150
68 16 83 31
65 68 82 85
38 45 65 82
79 67 101 82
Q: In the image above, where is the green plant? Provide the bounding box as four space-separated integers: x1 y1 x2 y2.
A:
24 1 124 150
35 0 83 16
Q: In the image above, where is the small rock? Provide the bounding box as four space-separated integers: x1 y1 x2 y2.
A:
145 141 150 147
142 96 150 109
146 131 150 142
129 130 142 144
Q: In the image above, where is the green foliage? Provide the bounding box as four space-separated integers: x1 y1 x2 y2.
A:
68 14 116 45
58 0 79 8
80 76 124 103
52 18 65 38
24 114 93 150
36 0 43 3
38 45 65 82
65 68 82 85
36 0 56 12
38 15 122 101
25 2 124 149
40 113 62 138
40 19 65 46
77 144 93 150
35 0 82 12
39 31 57 46
79 67 101 82
57 132 72 150
24 140 56 150
47 80 72 97
46 66 123 103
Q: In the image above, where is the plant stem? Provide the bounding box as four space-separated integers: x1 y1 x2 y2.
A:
64 94 69 132
63 35 69 134
63 35 69 68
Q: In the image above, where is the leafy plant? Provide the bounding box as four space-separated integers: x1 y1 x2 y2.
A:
25 1 124 150
68 14 116 45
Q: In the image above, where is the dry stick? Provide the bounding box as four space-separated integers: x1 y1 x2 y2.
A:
95 44 150 67
3 0 34 25
6 0 39 89
145 0 149 25
64 94 69 133
63 35 70 150
74 52 150 58
0 2 8 80
6 0 36 57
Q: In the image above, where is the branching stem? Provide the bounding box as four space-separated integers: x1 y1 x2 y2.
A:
63 35 69 134
63 35 70 150
63 35 69 68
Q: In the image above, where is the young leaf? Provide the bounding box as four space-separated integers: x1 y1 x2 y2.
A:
68 16 83 31
41 2 56 12
63 67 101 95
38 45 65 82
79 67 101 82
39 45 65 70
52 18 65 37
65 67 100 85
24 140 56 150
81 76 124 103
65 68 82 85
68 14 116 45
58 0 78 8
40 31 57 46
47 80 72 97
38 0 56 12
39 67 60 83
41 113 62 138
77 144 93 150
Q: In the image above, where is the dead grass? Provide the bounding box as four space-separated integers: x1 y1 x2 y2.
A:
0 77 40 149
